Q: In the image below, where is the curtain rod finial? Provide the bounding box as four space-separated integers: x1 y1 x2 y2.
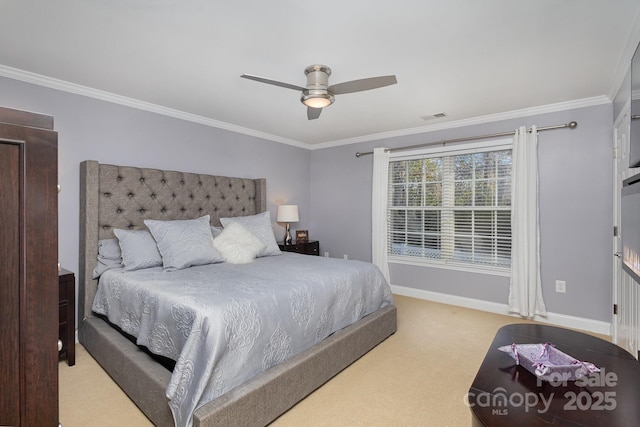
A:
355 152 362 157
568 121 577 129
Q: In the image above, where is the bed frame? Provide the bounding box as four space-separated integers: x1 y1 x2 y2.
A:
77 160 397 426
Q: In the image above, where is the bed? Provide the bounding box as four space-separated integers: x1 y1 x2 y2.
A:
77 160 397 427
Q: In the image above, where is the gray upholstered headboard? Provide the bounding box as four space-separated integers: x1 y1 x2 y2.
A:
78 160 267 321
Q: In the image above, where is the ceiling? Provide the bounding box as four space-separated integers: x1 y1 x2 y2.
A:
1 1 639 147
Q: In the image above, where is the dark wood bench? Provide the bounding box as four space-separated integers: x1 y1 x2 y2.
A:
469 323 640 426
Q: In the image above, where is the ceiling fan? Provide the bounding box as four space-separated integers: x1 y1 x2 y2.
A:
240 65 397 120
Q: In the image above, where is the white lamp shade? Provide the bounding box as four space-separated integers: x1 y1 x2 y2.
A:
277 205 299 222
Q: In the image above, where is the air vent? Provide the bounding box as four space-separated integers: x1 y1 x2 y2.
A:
420 112 447 121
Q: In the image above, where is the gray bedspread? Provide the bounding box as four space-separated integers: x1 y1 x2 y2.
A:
92 253 394 427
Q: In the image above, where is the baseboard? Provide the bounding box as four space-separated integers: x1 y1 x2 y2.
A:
390 284 612 337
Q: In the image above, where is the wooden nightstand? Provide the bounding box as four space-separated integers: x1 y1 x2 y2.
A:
278 240 320 256
58 268 75 366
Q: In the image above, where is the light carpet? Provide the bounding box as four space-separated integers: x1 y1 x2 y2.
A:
58 295 588 426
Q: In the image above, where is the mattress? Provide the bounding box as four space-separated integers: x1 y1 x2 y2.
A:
92 252 394 427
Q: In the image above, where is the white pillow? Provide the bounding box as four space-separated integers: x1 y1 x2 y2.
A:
213 222 265 264
113 229 163 272
220 211 281 257
98 238 122 259
211 225 223 238
145 215 223 271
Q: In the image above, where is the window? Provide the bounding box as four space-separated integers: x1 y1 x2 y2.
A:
388 140 512 270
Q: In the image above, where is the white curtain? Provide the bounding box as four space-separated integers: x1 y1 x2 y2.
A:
508 126 547 318
372 147 391 283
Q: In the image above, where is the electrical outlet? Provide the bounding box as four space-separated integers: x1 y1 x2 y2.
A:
324 252 329 257
555 280 566 293
343 254 348 260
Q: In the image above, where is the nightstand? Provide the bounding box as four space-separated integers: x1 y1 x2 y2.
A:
278 240 320 256
58 268 75 366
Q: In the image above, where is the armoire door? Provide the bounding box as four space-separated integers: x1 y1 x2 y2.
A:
0 106 58 426
0 141 21 425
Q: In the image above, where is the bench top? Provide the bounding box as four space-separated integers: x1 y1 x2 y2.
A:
469 323 640 426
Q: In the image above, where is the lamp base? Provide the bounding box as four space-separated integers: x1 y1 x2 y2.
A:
284 223 293 245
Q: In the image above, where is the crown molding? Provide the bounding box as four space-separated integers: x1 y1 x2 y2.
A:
0 64 612 151
0 64 308 149
310 95 612 150
608 9 640 100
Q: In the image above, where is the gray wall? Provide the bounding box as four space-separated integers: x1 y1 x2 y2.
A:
310 104 614 322
0 74 614 323
613 67 631 122
0 76 311 283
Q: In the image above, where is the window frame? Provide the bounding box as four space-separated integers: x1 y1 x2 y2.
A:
387 138 513 277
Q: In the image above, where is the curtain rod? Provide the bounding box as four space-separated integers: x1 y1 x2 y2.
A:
354 121 578 158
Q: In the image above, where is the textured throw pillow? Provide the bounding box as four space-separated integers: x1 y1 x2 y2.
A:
213 222 265 264
98 238 122 259
113 229 163 272
145 215 223 271
220 211 281 257
92 238 124 278
210 225 224 238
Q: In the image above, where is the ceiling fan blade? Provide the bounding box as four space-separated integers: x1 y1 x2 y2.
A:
240 74 306 91
330 75 397 95
307 107 322 120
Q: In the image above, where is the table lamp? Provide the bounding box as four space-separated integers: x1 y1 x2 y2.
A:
276 205 299 245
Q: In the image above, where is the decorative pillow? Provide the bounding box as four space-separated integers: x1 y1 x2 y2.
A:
145 215 223 271
98 238 122 259
92 238 124 278
213 222 265 264
220 211 281 257
113 229 163 272
211 225 224 238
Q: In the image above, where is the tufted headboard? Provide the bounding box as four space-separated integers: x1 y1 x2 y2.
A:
78 160 267 321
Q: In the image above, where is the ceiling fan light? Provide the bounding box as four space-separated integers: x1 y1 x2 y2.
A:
301 92 334 109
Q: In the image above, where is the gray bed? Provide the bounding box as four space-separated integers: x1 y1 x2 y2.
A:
77 160 397 427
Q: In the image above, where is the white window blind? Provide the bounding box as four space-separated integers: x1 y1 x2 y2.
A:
388 143 512 269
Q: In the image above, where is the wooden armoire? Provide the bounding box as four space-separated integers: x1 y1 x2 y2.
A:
0 106 59 425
